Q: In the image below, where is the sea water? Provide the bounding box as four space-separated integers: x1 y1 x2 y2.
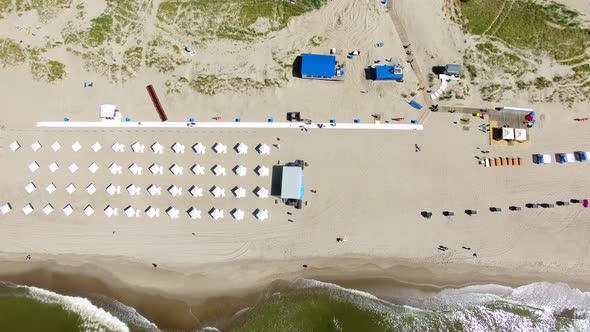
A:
0 279 589 332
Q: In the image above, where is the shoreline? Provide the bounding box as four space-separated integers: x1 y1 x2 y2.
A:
2 253 590 331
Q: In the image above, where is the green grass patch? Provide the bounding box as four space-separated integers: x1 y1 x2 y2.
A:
30 59 66 81
188 75 281 95
0 38 26 67
533 76 552 89
459 0 505 34
86 14 114 47
123 46 143 72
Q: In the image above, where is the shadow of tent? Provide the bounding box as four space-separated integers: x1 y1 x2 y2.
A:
364 67 376 80
492 127 503 140
270 165 284 197
432 66 445 75
292 56 302 78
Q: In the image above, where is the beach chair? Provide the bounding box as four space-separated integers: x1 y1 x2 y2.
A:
512 157 517 165
508 158 513 166
517 157 523 166
490 159 496 167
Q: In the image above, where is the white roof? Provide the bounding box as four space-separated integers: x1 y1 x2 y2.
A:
29 161 40 173
84 205 94 216
189 186 203 197
68 162 79 174
10 141 20 151
62 204 74 216
233 187 246 198
257 144 271 155
22 203 34 215
514 128 527 141
166 207 180 219
187 207 202 219
92 142 102 152
191 164 205 175
171 142 185 153
256 187 269 198
256 166 269 177
234 165 247 176
231 209 245 220
128 163 142 175
213 143 227 154
51 141 61 152
49 162 59 173
168 185 183 197
72 141 82 152
170 164 184 175
145 206 160 218
124 206 138 218
149 163 164 175
25 182 36 194
100 104 116 118
211 186 226 198
151 142 164 154
106 184 121 195
255 209 269 221
0 203 12 215
88 162 99 174
236 143 248 154
109 163 122 174
192 143 206 154
210 208 224 220
66 183 77 194
147 185 162 196
212 164 226 176
42 203 54 216
31 141 42 152
112 142 125 152
104 205 117 217
127 184 141 196
86 183 97 195
46 183 57 194
502 127 515 140
131 142 145 153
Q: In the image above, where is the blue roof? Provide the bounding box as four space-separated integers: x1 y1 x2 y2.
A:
408 100 423 110
375 65 403 80
301 54 336 78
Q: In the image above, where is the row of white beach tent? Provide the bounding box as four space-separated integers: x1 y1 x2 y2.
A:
0 202 268 221
28 161 270 177
24 182 270 198
11 141 271 155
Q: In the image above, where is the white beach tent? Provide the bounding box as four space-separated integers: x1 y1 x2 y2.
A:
149 163 164 175
69 162 79 174
86 183 97 195
51 141 61 152
151 142 164 154
514 128 527 142
46 183 57 195
209 208 224 220
211 186 226 198
22 203 34 215
109 163 122 175
212 164 226 176
112 142 125 152
29 161 40 173
49 162 59 173
213 143 227 154
145 206 160 219
187 207 202 220
192 143 206 154
100 104 116 118
254 208 269 221
131 142 145 153
255 166 270 177
104 205 118 217
191 164 205 175
66 183 77 194
106 184 121 196
10 141 21 152
147 184 162 196
171 142 185 154
501 127 515 140
231 208 245 221
189 186 203 197
31 141 42 152
255 187 269 199
124 206 139 218
42 203 54 216
25 182 36 194
127 184 141 196
166 206 180 219
88 162 99 174
128 163 142 175
233 186 246 198
168 185 183 197
62 204 74 216
72 141 82 152
256 144 271 155
235 143 248 154
92 142 102 152
84 205 94 216
0 203 12 215
170 164 184 175
234 165 247 177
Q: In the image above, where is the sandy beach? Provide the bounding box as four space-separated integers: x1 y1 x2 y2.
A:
1 0 590 330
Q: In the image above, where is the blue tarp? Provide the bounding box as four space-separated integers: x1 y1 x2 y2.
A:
577 152 587 161
375 65 403 81
408 100 423 110
301 54 336 79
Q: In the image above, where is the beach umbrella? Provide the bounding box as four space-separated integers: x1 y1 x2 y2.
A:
209 208 224 220
10 141 20 152
168 185 183 197
127 184 141 196
84 205 94 216
147 184 162 196
191 164 205 175
192 143 206 154
128 163 142 175
51 141 61 152
255 166 269 177
42 203 54 216
22 203 34 215
145 206 160 219
106 184 121 196
212 164 226 176
88 162 99 174
104 205 117 217
235 143 248 154
189 186 203 197
111 142 124 152
66 183 77 194
584 199 589 208
254 209 269 221
29 161 40 173
25 182 36 194
131 142 145 153
0 203 11 215
170 164 184 175
72 141 82 152
124 206 138 218
62 204 74 216
166 207 180 219
31 141 42 152
213 143 227 154
69 162 79 174
171 142 185 154
211 186 226 198
255 187 269 198
151 142 164 154
233 187 246 198
256 144 271 155
46 183 57 195
92 142 102 152
525 114 533 122
231 208 245 221
48 162 59 173
187 207 202 220
149 163 164 175
234 165 247 176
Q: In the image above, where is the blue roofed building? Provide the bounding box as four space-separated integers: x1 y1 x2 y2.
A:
300 53 343 80
374 64 404 81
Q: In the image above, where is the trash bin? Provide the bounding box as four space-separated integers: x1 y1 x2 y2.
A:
354 119 360 123
236 118 241 122
268 118 274 122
